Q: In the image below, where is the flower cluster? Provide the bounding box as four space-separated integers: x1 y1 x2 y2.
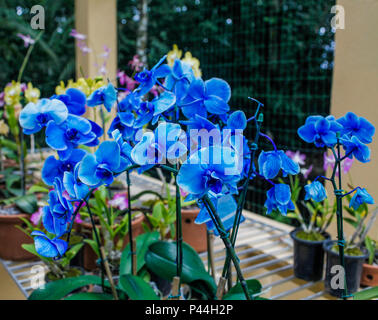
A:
20 52 301 259
298 112 375 209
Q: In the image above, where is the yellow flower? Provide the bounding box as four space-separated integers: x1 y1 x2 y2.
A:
0 119 9 136
55 81 67 95
167 44 182 67
4 81 21 106
72 78 91 96
182 51 202 78
24 82 40 103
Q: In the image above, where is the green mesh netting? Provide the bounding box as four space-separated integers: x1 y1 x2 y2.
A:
119 0 336 216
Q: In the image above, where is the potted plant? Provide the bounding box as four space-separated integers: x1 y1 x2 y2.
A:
297 112 375 298
282 151 334 281
361 236 378 287
20 214 85 282
76 186 145 272
141 182 207 252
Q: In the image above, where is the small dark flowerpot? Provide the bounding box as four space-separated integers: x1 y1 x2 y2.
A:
290 229 330 281
323 240 368 297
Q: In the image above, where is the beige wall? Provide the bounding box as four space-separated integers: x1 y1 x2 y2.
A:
74 0 118 135
74 0 117 81
330 0 378 239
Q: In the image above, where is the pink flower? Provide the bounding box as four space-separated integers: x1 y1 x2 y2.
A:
323 152 354 174
100 45 110 59
69 29 86 41
77 41 92 54
301 165 313 179
117 70 137 91
0 92 5 107
17 33 35 48
108 193 129 211
285 150 306 166
128 55 144 72
30 207 43 225
343 157 354 174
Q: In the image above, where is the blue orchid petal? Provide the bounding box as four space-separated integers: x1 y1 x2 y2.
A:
227 111 247 130
204 95 230 115
45 121 67 150
95 140 121 171
205 78 231 102
78 154 102 186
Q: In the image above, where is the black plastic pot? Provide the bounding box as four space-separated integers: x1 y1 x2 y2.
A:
290 229 330 281
150 271 172 297
323 240 368 297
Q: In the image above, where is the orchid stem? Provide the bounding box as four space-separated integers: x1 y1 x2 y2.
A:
126 171 136 275
203 195 251 300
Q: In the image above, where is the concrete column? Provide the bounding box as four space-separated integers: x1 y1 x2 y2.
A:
330 0 378 237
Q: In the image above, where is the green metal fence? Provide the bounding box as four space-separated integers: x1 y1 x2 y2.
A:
118 0 336 216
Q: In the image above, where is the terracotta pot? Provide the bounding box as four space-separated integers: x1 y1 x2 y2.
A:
361 263 378 287
181 209 207 253
81 214 145 271
0 214 35 261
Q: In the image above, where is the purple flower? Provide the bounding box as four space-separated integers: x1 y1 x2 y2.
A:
17 33 35 47
285 150 306 166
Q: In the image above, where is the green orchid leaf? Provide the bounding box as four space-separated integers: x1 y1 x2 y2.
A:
15 194 38 214
28 275 105 300
64 292 114 300
120 231 160 276
223 279 262 300
145 241 216 299
353 286 378 300
119 274 159 300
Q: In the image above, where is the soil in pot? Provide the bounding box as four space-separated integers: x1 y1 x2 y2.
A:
81 214 145 271
181 208 207 253
360 263 378 287
290 229 330 281
323 240 368 297
0 206 35 261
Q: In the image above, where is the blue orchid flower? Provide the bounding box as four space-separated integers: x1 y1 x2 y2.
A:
165 59 194 102
63 162 90 200
179 78 231 119
78 140 127 187
45 114 97 160
265 184 295 215
112 129 134 167
298 115 343 147
152 91 176 125
337 112 375 144
108 115 136 142
131 122 187 167
177 146 241 200
226 110 247 130
19 98 68 134
87 83 117 112
134 101 155 128
340 136 370 163
42 178 73 237
31 231 68 258
258 150 299 179
52 88 87 116
349 188 374 210
86 119 104 146
134 55 171 97
42 149 86 186
304 181 327 202
195 193 245 236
